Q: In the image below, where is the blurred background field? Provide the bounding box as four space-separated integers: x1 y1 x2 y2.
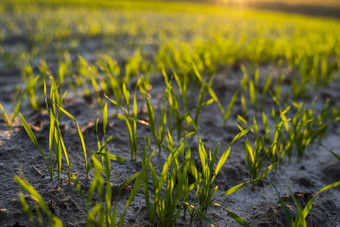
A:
1 0 339 86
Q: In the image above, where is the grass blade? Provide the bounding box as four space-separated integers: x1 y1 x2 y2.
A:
18 192 33 222
303 181 340 219
317 141 340 161
224 90 238 124
103 103 107 136
19 113 49 175
268 178 293 226
213 147 231 181
118 172 142 226
96 153 127 162
58 106 87 172
214 203 251 227
221 181 249 196
14 175 63 226
184 202 213 226
231 124 254 145
0 102 11 127
54 121 71 180
11 99 21 126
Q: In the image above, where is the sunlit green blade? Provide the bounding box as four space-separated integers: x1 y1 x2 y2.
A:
55 124 70 180
231 125 254 145
303 181 340 219
97 153 127 162
14 175 63 225
103 103 107 135
61 90 68 104
0 103 11 127
317 141 340 161
58 106 87 171
118 172 142 226
213 146 230 181
18 193 33 222
222 181 249 196
268 178 293 226
19 114 49 173
224 90 238 123
207 86 225 116
11 99 21 126
245 138 255 164
184 202 213 225
214 203 251 227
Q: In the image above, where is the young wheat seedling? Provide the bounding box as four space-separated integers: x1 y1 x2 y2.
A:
0 99 21 130
139 76 167 154
105 82 138 160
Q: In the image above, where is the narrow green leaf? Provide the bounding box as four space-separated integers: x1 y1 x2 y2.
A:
19 114 48 170
215 203 251 227
245 138 254 164
237 115 248 126
231 125 254 145
0 103 10 127
72 174 86 206
263 75 272 94
11 99 21 126
48 113 55 178
280 105 291 132
56 124 70 180
268 178 293 225
97 153 127 162
58 107 87 171
208 86 225 116
222 181 249 196
61 90 68 103
224 90 238 123
186 115 199 135
103 103 107 135
185 202 213 225
118 172 142 227
213 147 231 181
303 181 340 219
18 193 33 222
142 137 154 225
14 175 62 225
317 141 340 161
210 143 220 172
249 80 256 104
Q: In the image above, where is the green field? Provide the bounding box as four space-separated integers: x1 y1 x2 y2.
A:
0 0 340 226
